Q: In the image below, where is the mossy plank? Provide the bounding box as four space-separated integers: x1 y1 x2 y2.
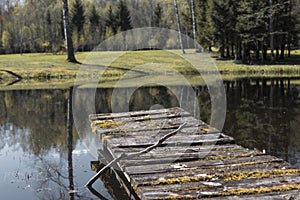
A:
100 125 220 138
117 149 262 167
135 171 300 199
106 133 233 150
91 112 194 128
137 176 300 199
90 107 300 199
111 144 243 155
89 107 186 121
94 117 205 135
123 155 285 176
212 190 300 199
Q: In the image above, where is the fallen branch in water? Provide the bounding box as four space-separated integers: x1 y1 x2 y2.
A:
86 122 187 187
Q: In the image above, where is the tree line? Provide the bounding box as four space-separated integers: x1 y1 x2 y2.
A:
196 0 300 62
0 0 299 63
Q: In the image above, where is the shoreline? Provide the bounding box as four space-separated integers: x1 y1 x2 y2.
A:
0 50 299 90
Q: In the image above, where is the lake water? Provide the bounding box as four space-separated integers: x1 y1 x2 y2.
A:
0 77 299 199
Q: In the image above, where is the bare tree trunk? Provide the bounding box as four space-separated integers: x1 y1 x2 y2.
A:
190 0 197 52
256 40 260 60
62 0 78 63
269 0 274 61
173 0 185 54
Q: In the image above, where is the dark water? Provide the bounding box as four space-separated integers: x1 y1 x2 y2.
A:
0 77 299 199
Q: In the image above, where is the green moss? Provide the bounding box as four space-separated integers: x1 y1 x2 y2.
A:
205 152 264 161
137 169 300 188
92 120 123 130
139 175 215 187
223 169 300 181
225 184 300 196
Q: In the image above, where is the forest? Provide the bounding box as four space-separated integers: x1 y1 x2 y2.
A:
0 0 299 63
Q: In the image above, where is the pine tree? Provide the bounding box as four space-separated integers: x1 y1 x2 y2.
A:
71 0 85 42
89 5 99 29
227 0 240 59
116 0 132 31
272 0 296 59
105 5 116 34
211 0 230 58
195 0 214 51
236 0 269 62
153 3 162 27
88 4 101 49
45 9 52 51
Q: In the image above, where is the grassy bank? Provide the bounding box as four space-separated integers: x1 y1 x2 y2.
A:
0 50 299 89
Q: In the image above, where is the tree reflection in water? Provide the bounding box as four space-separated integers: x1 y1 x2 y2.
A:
0 89 104 200
223 77 300 167
0 77 299 199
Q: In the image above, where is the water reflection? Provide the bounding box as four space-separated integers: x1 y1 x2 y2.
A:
74 78 300 169
223 77 300 168
0 89 111 200
0 77 299 199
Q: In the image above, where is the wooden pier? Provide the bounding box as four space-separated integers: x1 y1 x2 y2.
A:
89 107 300 199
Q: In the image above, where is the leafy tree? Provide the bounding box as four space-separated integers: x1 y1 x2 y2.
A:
1 30 11 53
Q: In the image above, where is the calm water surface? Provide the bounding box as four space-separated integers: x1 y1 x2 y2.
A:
0 77 299 199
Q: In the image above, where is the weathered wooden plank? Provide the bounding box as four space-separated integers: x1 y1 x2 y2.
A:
106 133 234 149
134 168 300 192
95 117 209 135
128 155 288 181
117 148 262 167
91 111 193 125
111 144 244 157
137 174 300 199
90 107 300 200
100 126 220 140
137 174 300 195
212 190 300 200
135 170 300 199
107 133 221 146
90 107 186 121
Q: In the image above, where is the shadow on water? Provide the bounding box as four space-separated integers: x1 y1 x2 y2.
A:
0 76 299 199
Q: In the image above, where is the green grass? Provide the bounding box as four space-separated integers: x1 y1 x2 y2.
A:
0 50 299 89
216 59 300 74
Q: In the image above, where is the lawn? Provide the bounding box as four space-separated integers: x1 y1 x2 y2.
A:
0 50 299 89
